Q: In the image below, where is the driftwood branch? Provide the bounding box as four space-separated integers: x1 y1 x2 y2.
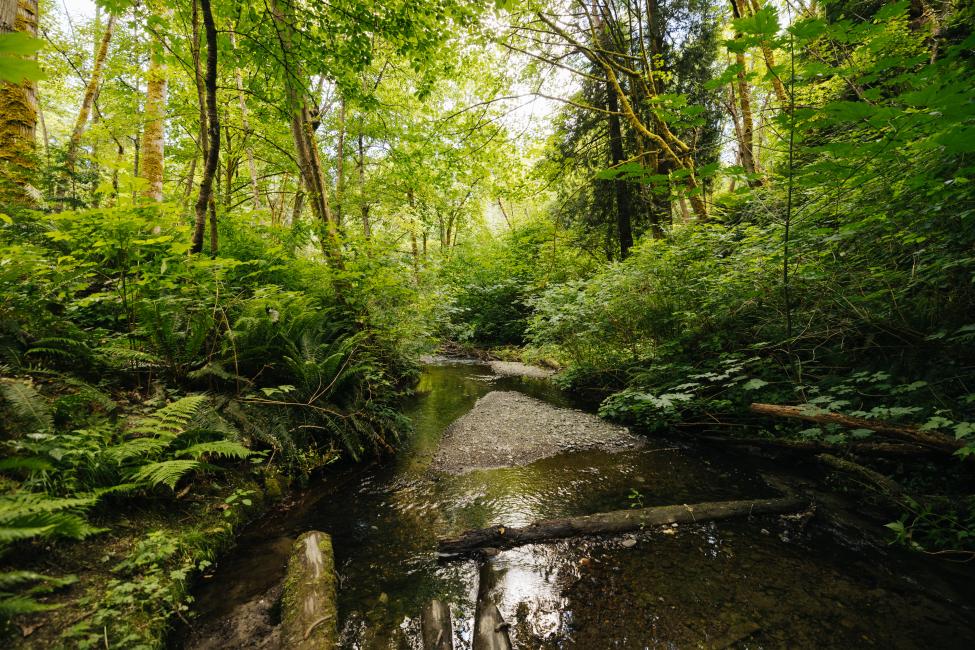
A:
438 497 807 554
749 403 964 455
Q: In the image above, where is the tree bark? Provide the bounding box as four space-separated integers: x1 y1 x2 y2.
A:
358 127 370 239
229 31 262 211
0 0 39 206
269 0 343 268
606 86 633 258
66 14 115 172
335 98 345 226
191 0 219 254
280 531 338 650
421 600 454 650
747 0 788 105
140 7 169 203
438 496 807 554
748 403 965 455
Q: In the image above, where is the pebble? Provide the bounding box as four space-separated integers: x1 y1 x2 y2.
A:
621 538 637 548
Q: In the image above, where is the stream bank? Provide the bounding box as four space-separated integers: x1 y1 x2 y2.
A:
181 360 975 648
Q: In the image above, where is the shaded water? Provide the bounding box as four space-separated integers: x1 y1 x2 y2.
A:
186 361 975 648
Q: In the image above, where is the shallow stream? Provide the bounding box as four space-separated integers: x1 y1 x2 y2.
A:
184 361 975 649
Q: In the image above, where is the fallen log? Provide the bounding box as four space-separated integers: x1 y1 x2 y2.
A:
474 562 512 650
749 403 964 455
438 497 807 555
280 531 338 650
698 435 935 458
422 599 454 650
817 453 910 500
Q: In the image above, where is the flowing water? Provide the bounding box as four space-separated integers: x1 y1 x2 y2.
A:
184 361 975 649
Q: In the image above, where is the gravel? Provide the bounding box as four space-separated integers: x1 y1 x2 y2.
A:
488 360 556 379
431 391 643 474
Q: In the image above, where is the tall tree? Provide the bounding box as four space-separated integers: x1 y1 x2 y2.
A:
140 10 167 202
66 14 115 173
269 0 343 268
191 0 219 254
0 0 38 206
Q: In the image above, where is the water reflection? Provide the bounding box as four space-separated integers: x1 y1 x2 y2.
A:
185 361 975 650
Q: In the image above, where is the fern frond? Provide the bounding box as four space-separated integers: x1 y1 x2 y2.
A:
103 437 169 462
0 595 58 617
176 440 252 460
26 336 90 362
0 571 76 590
129 460 201 489
0 494 96 521
0 379 52 432
0 512 102 542
128 395 208 438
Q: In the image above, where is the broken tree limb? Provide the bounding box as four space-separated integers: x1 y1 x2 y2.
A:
749 403 964 455
817 453 911 501
280 531 338 650
421 599 454 650
438 497 807 555
698 435 936 459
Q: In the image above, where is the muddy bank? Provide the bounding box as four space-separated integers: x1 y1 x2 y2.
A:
432 391 642 474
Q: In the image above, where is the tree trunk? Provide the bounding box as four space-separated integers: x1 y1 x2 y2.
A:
280 531 338 650
730 0 758 180
0 0 39 206
67 14 115 172
748 403 965 455
358 126 370 238
421 600 454 650
191 0 219 254
748 0 788 105
140 20 167 202
229 31 262 211
438 497 807 554
606 87 633 258
270 1 342 267
335 98 345 226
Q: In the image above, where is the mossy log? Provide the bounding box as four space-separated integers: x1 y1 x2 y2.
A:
438 497 807 554
749 403 963 455
421 599 454 650
280 531 338 649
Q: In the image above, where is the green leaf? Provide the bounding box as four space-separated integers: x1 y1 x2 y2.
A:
741 378 768 391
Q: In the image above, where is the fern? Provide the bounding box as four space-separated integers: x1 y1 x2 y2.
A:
0 494 102 543
104 437 170 462
0 378 53 432
129 460 201 490
0 571 76 620
176 440 252 460
93 344 162 370
26 336 90 363
0 594 58 617
128 395 208 439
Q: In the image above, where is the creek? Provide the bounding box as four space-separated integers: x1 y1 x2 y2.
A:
183 360 975 648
